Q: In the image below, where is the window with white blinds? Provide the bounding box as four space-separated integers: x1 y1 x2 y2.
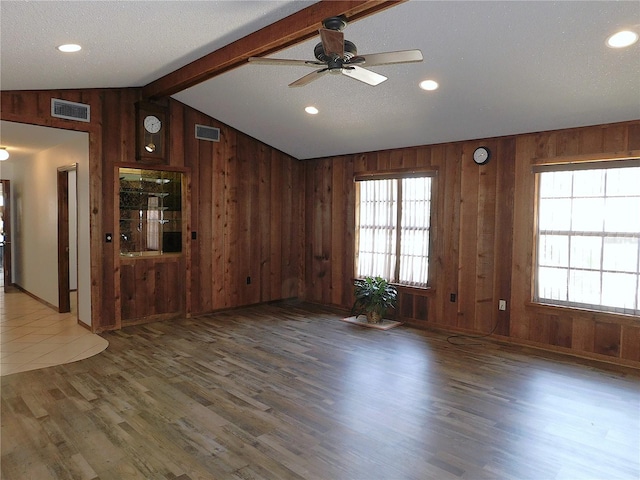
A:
356 175 433 288
534 160 640 316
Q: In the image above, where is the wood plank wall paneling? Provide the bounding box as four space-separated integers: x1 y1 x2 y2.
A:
120 256 185 323
180 103 303 316
2 88 639 368
303 120 640 368
189 109 215 313
432 144 461 330
305 160 324 303
630 124 640 151
493 138 516 336
458 142 482 330
104 89 141 330
1 89 304 331
259 148 272 301
282 150 304 300
621 325 640 362
269 154 282 299
182 107 198 314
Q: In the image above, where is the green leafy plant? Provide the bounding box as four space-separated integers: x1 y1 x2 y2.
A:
353 276 398 323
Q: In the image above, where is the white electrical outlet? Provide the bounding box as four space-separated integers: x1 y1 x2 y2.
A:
499 300 507 311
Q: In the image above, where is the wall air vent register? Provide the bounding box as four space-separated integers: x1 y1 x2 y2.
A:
195 124 220 142
51 98 91 122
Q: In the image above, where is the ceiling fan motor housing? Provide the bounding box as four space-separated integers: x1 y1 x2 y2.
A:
314 39 357 63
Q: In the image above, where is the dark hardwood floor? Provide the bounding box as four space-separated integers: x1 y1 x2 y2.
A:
2 302 639 479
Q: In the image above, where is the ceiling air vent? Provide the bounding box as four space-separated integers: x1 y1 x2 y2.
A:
51 98 90 122
195 124 220 142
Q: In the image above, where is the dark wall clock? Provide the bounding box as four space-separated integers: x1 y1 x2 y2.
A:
136 101 169 163
473 146 491 165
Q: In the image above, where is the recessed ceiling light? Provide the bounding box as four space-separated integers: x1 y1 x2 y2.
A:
57 44 82 53
419 79 439 91
305 106 319 115
0 148 9 161
606 30 638 48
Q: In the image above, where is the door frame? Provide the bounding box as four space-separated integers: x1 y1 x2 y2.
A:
1 180 11 291
57 164 77 314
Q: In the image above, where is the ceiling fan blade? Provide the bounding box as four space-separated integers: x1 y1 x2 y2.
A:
341 66 387 86
354 49 423 67
319 28 344 57
248 57 324 67
289 68 329 87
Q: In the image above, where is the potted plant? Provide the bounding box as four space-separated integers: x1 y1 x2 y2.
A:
353 276 398 324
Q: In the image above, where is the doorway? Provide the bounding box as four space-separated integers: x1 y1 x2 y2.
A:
1 120 90 327
57 166 78 315
0 180 12 292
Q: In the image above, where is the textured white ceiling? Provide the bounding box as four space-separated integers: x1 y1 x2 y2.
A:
0 0 316 89
2 1 639 161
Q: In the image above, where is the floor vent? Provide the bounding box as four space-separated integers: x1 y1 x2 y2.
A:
51 98 90 122
195 124 220 142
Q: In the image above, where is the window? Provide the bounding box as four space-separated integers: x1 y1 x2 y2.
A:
534 160 640 316
355 174 433 288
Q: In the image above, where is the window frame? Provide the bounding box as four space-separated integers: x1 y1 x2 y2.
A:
354 170 436 289
532 159 640 316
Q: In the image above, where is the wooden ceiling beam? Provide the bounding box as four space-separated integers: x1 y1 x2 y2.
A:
142 0 406 99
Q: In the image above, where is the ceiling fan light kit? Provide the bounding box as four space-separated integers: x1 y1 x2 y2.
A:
248 16 423 88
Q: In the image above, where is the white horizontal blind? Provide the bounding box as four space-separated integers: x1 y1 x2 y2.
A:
356 175 432 287
399 177 431 287
356 179 397 281
535 163 640 315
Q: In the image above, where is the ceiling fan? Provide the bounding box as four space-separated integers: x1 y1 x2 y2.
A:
247 16 423 87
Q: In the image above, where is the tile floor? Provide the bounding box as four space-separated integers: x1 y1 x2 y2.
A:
0 289 108 376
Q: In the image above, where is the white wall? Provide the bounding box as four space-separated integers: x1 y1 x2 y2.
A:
0 161 14 179
9 128 91 326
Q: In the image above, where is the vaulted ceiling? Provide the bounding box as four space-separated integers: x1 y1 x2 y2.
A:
1 1 639 160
